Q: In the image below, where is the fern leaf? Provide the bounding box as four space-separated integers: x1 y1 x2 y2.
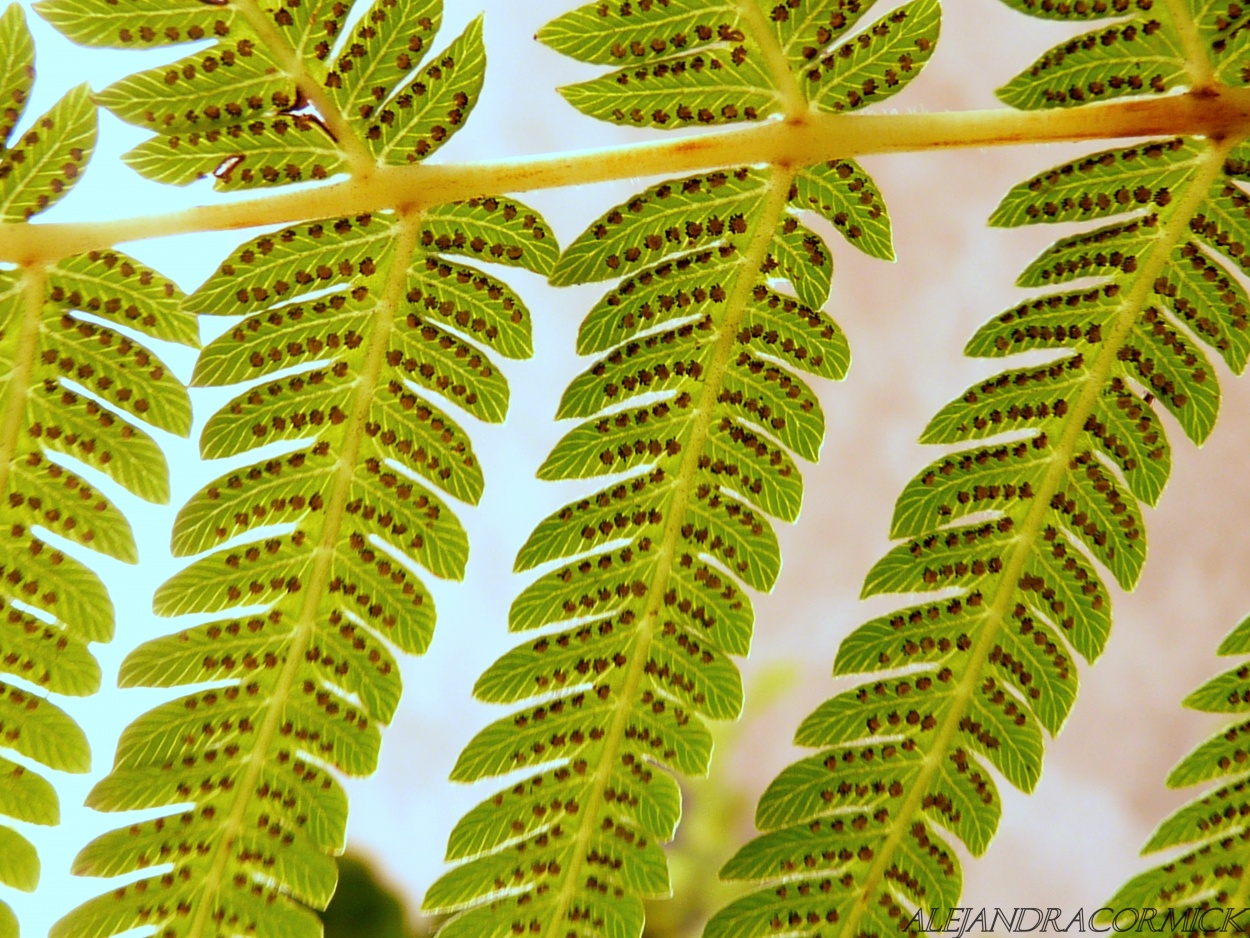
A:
270 0 355 63
0 6 196 923
49 8 549 932
542 0 939 128
95 46 291 136
38 0 486 189
792 159 895 261
121 119 349 189
31 0 234 48
536 0 737 66
0 829 36 894
60 187 554 936
426 3 945 931
49 249 200 348
995 0 1155 20
805 0 941 114
708 4 1250 934
999 0 1250 90
990 137 1205 226
1199 1 1250 87
326 0 441 119
1105 611 1250 920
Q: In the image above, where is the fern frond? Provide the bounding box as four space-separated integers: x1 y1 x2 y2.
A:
540 0 940 129
425 3 942 936
35 0 483 188
57 195 554 938
707 5 1250 936
0 5 197 932
44 2 563 932
1105 611 1250 927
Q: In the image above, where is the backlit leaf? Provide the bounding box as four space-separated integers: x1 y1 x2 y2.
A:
0 83 94 222
998 17 1186 110
63 191 551 937
709 4 1250 926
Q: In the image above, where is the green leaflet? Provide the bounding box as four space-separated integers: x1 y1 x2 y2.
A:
121 117 349 189
0 829 36 894
61 188 554 935
38 0 485 189
996 0 1250 94
1198 0 1250 87
542 0 939 128
1105 611 1250 920
326 0 442 120
268 0 355 63
536 0 739 66
365 16 486 166
805 0 941 114
97 42 291 136
708 3 1250 931
0 82 93 222
998 17 1187 110
792 159 895 261
990 137 1205 227
994 0 1157 19
996 0 1250 106
0 5 195 918
32 0 237 48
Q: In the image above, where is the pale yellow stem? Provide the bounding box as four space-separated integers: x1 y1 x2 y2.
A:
735 0 809 117
6 89 1250 266
1165 0 1215 90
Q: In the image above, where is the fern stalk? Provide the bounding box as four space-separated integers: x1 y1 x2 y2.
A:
0 270 46 499
733 0 805 116
7 90 1250 266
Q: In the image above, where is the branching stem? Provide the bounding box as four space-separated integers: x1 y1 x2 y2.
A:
734 0 809 117
8 89 1250 265
1164 0 1215 90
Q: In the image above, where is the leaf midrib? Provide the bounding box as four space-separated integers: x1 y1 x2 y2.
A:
180 213 419 938
233 0 375 175
538 166 797 938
